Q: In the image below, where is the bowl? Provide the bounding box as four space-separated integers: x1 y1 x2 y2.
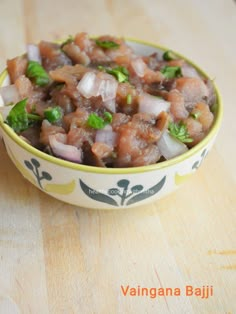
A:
0 39 223 209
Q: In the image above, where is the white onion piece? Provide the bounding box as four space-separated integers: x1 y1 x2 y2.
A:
77 72 100 98
181 64 200 78
99 78 118 102
49 133 82 163
27 44 42 64
103 98 116 112
95 127 117 147
77 71 118 102
1 74 10 87
0 104 14 120
131 58 146 77
103 125 112 131
0 85 20 106
0 96 4 107
206 79 216 106
139 93 170 116
158 130 188 160
78 51 90 66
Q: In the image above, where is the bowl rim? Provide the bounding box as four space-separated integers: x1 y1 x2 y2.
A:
0 38 223 174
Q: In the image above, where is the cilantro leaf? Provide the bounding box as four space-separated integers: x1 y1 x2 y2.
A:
97 65 106 71
87 113 105 129
98 65 129 83
161 66 182 79
95 40 119 49
163 50 177 61
44 106 62 123
127 94 132 105
190 111 201 120
6 98 42 133
61 35 74 48
87 112 113 129
26 61 50 86
168 121 193 143
103 111 112 124
6 99 28 133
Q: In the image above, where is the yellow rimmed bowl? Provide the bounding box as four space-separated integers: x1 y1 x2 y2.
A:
0 40 223 209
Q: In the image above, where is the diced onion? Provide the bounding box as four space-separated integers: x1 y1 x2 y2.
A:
103 98 116 112
77 71 118 102
49 133 82 163
27 44 42 64
0 104 14 120
131 58 146 77
78 51 90 66
181 64 200 78
158 130 188 160
139 93 170 116
95 125 117 147
0 96 4 107
1 74 10 87
0 85 20 106
99 77 118 102
77 72 100 98
206 79 216 106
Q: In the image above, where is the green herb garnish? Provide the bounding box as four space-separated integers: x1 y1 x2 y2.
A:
55 83 65 90
44 106 62 123
168 121 193 143
103 111 113 124
127 94 132 105
87 111 113 129
95 40 119 49
98 65 129 83
6 98 41 133
190 111 201 120
161 66 182 79
97 65 105 71
210 102 217 114
26 61 50 86
163 50 177 61
61 35 74 48
31 104 37 114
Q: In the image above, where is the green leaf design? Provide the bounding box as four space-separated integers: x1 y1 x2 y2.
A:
131 185 143 193
24 160 33 170
41 171 52 181
31 158 40 168
192 161 199 170
126 176 166 206
201 148 207 158
192 148 208 170
24 158 53 189
79 179 118 207
117 179 129 188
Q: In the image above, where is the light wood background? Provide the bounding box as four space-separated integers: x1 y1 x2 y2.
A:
0 0 235 313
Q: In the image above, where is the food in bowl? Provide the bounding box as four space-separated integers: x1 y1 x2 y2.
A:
0 34 222 209
0 33 216 168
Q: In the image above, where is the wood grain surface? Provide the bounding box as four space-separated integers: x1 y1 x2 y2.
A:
0 0 235 313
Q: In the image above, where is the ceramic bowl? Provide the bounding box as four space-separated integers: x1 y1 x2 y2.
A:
0 40 223 209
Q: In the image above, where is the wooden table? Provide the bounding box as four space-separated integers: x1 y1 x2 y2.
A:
0 0 235 313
